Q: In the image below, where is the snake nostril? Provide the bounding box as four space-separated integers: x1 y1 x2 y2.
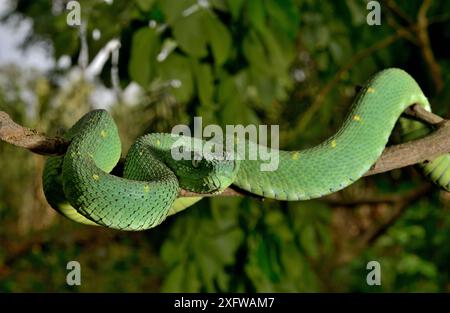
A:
211 177 221 190
203 177 215 190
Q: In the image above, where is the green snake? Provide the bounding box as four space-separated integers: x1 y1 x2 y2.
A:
42 68 450 231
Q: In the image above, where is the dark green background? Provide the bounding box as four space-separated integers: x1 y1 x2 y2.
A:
0 0 450 292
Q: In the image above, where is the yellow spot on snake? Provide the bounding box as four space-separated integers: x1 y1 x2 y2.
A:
367 87 375 93
331 140 337 148
156 139 161 146
144 185 150 192
92 174 100 181
353 115 361 121
291 152 300 160
100 130 107 138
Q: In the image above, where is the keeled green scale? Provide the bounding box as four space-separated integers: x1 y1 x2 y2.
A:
43 68 450 230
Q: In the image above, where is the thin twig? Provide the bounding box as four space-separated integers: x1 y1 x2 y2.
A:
333 183 432 266
364 184 432 246
383 0 414 25
417 0 443 92
290 28 408 136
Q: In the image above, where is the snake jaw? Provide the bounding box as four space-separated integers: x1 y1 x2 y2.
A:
200 176 221 194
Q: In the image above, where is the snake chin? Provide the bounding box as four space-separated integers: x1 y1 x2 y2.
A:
199 176 222 194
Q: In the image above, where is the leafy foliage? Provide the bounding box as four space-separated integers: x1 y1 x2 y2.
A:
1 0 450 292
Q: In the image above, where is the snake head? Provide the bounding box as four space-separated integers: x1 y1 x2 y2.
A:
168 143 239 194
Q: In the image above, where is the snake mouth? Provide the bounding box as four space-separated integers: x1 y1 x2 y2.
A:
203 176 223 193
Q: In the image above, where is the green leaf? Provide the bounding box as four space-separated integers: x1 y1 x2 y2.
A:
315 24 331 49
316 51 330 71
192 61 214 107
247 0 266 31
185 262 201 291
264 0 299 39
209 0 228 11
172 10 209 58
135 0 155 11
329 37 352 66
300 226 319 258
158 0 196 24
218 74 259 125
128 27 160 87
345 0 366 25
197 253 222 291
160 240 180 266
204 13 231 66
161 263 184 292
227 0 244 20
243 31 268 73
172 10 231 65
158 53 194 102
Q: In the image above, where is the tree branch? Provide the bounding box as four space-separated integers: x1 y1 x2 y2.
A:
0 112 68 156
1 105 449 198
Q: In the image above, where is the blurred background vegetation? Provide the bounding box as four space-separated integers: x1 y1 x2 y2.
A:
1 0 450 292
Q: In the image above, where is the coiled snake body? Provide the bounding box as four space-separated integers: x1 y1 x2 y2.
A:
43 68 450 230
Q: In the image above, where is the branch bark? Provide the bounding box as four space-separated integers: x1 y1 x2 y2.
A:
0 112 68 156
1 105 449 198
